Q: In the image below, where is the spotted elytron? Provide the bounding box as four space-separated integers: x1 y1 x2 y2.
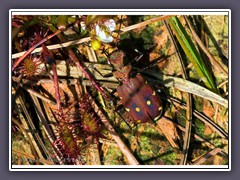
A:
109 50 163 123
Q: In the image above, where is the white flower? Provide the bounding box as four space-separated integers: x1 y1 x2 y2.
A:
95 19 116 43
104 19 116 32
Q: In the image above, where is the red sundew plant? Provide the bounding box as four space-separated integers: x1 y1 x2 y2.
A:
54 122 82 165
13 25 52 82
78 93 103 138
51 92 103 164
81 112 101 135
52 104 85 165
15 55 43 80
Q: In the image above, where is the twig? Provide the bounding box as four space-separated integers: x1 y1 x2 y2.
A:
17 94 49 161
86 139 101 165
25 87 56 105
145 72 228 108
164 20 193 165
12 15 174 59
48 25 110 99
98 138 119 147
88 94 139 165
12 149 55 165
169 97 228 139
36 60 116 82
191 148 223 165
29 94 56 143
38 78 118 90
118 15 174 33
51 62 63 112
155 122 179 149
35 69 229 108
12 36 91 59
12 117 40 162
161 116 227 156
12 29 61 70
10 79 57 105
183 16 228 76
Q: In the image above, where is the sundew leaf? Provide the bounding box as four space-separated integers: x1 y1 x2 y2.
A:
168 16 218 93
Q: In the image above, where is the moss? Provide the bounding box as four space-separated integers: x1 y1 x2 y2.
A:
161 150 179 165
135 124 165 161
193 118 206 138
103 145 125 165
193 95 204 113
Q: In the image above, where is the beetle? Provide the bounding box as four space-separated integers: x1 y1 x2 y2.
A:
108 50 163 123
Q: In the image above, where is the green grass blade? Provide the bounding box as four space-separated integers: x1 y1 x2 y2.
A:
168 16 218 93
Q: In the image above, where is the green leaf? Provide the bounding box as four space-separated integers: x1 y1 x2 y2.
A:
168 16 218 93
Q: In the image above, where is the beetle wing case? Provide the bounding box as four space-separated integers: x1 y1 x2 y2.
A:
117 74 162 123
